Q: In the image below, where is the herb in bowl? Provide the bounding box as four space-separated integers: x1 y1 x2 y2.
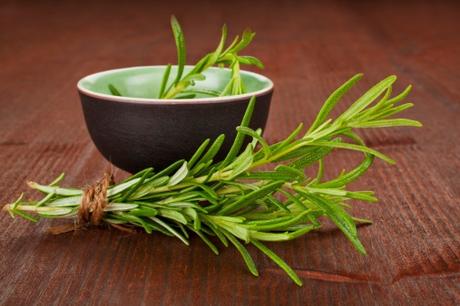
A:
109 16 263 99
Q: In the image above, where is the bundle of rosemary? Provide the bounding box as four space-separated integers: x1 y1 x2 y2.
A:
109 16 263 99
4 74 421 286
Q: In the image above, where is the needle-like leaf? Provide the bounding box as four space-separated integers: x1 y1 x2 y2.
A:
171 15 186 86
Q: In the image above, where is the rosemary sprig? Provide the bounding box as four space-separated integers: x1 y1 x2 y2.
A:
4 74 421 286
109 16 263 99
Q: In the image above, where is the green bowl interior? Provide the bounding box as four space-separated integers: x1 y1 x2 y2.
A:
79 66 272 99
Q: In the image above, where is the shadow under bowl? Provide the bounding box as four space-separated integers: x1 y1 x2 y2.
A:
77 66 273 173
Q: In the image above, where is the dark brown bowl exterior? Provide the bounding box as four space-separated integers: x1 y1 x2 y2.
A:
79 92 272 173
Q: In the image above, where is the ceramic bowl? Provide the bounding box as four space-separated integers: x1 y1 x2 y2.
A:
77 66 273 173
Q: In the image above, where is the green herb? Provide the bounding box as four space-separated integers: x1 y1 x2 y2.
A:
4 74 421 286
109 16 263 99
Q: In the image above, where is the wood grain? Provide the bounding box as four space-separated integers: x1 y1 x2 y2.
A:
0 0 459 305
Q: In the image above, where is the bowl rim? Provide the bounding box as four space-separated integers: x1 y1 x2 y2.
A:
77 65 274 105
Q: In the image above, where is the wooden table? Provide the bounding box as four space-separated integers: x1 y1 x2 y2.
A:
1 1 459 305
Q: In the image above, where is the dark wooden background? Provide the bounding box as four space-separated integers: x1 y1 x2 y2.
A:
1 0 459 305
